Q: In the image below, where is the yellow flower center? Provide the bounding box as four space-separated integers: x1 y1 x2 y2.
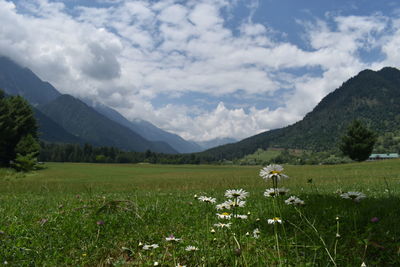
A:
273 217 281 221
271 171 281 174
222 212 230 216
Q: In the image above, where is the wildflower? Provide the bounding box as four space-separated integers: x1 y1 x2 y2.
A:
198 196 216 203
245 232 250 236
253 228 260 239
96 220 105 226
340 191 366 202
214 222 232 228
259 164 288 181
267 217 282 224
216 199 246 210
361 262 367 267
216 212 231 219
185 245 199 251
224 189 249 199
370 217 379 223
138 242 143 247
193 194 198 199
176 264 186 267
210 228 216 234
284 196 305 206
264 188 289 197
143 244 159 250
154 262 159 266
234 214 248 220
165 234 181 242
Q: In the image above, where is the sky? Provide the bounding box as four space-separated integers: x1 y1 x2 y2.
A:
1 0 400 142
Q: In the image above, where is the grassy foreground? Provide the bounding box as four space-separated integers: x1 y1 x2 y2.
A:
1 161 400 266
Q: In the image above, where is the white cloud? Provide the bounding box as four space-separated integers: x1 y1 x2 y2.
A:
0 0 398 142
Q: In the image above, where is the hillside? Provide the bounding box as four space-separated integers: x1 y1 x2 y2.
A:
38 95 177 153
202 67 400 160
88 101 203 153
33 107 84 144
0 57 60 106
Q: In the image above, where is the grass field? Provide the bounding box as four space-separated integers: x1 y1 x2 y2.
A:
1 161 400 266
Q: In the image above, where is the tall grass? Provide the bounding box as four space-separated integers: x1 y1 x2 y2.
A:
0 161 399 266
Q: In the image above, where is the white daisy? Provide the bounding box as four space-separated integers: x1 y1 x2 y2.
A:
224 189 249 199
285 196 305 206
216 212 231 219
216 199 246 210
165 235 181 242
213 222 232 228
198 196 217 203
259 164 288 181
253 228 260 239
340 191 366 202
143 244 159 250
176 264 186 267
185 245 199 251
264 187 290 197
267 217 282 224
233 214 248 220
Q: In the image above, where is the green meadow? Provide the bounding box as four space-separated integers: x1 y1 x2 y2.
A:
1 161 400 266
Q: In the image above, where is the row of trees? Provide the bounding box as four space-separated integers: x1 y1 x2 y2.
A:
0 90 40 171
39 143 216 164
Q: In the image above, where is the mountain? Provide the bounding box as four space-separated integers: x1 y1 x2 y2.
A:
86 100 203 153
38 95 177 153
202 67 400 160
33 107 85 144
195 137 237 150
0 56 61 106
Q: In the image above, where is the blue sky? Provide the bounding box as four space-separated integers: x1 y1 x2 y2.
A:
1 0 400 141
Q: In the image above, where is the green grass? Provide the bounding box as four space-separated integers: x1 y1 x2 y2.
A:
1 161 400 266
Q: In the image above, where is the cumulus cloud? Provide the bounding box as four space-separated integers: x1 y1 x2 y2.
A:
0 0 398 141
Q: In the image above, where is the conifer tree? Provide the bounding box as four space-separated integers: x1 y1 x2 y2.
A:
339 120 377 161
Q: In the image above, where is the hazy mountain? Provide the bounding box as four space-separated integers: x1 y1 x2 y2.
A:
195 137 238 150
33 107 84 144
84 99 203 153
202 67 400 160
38 95 177 153
0 56 61 106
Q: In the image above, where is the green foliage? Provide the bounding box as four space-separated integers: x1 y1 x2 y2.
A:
0 89 39 169
340 120 377 161
12 153 38 172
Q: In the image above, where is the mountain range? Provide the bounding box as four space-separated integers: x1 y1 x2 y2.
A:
0 56 212 153
202 67 400 160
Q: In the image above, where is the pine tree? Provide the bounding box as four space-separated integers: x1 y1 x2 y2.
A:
339 120 377 162
0 89 39 168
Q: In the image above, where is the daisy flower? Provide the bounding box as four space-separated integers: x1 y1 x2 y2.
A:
259 164 288 181
185 245 199 251
198 196 217 203
143 244 159 250
224 189 249 199
176 264 186 267
264 188 290 197
267 217 282 224
285 196 305 206
165 235 181 242
216 212 231 219
216 199 246 210
253 228 260 239
340 191 366 202
213 222 232 228
234 214 248 220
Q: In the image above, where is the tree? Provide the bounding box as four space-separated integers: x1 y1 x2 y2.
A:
339 120 377 161
0 89 39 168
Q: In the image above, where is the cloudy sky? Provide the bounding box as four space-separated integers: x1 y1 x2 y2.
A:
1 0 400 142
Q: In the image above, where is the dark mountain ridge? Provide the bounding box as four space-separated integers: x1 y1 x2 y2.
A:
38 94 177 153
202 67 400 160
